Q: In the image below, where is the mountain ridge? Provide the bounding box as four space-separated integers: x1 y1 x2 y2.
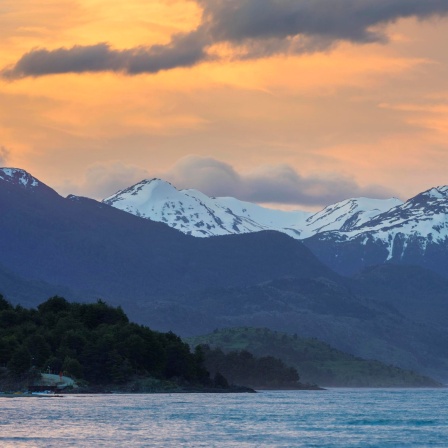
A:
0 166 336 302
103 177 405 239
102 176 448 277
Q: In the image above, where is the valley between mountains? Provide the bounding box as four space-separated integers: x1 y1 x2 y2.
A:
1 167 448 384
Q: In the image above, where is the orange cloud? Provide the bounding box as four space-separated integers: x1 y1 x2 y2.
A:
0 2 448 207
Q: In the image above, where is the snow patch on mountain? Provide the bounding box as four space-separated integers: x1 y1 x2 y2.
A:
0 168 40 188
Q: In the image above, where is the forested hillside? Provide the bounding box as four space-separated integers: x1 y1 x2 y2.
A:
188 328 441 388
0 296 210 388
197 345 318 390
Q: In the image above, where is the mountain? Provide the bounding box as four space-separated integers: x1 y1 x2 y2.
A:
133 273 448 382
187 327 441 387
0 167 41 188
305 186 448 276
301 197 403 237
104 178 448 278
0 167 334 305
103 178 310 238
0 262 86 309
103 178 402 240
351 264 448 328
2 168 448 382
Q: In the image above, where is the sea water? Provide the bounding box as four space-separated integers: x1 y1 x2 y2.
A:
1 389 448 447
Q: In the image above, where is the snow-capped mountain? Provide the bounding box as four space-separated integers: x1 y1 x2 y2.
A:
301 197 403 238
103 177 448 277
0 167 41 188
304 186 448 276
359 186 448 232
346 186 448 255
103 178 402 239
103 178 311 238
5 165 443 279
0 166 335 305
4 167 447 276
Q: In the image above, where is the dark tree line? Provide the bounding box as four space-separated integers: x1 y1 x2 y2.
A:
198 344 300 389
0 295 209 386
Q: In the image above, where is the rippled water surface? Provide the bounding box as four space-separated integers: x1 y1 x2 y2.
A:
1 389 448 447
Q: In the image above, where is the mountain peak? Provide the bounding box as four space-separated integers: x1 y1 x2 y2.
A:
302 196 402 236
103 178 179 207
135 177 174 188
103 177 312 237
0 167 40 188
421 186 448 200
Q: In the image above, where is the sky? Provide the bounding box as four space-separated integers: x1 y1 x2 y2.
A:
1 0 448 209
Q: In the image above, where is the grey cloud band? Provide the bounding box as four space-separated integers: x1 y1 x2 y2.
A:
2 0 448 79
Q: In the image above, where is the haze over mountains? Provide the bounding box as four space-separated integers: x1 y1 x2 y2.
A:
2 167 448 381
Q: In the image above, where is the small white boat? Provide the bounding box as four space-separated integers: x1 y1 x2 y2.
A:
31 390 61 397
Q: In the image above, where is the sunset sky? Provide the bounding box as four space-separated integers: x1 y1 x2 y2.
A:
1 0 448 209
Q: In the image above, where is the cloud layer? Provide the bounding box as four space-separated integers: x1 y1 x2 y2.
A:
67 156 396 207
3 0 448 79
162 156 396 206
